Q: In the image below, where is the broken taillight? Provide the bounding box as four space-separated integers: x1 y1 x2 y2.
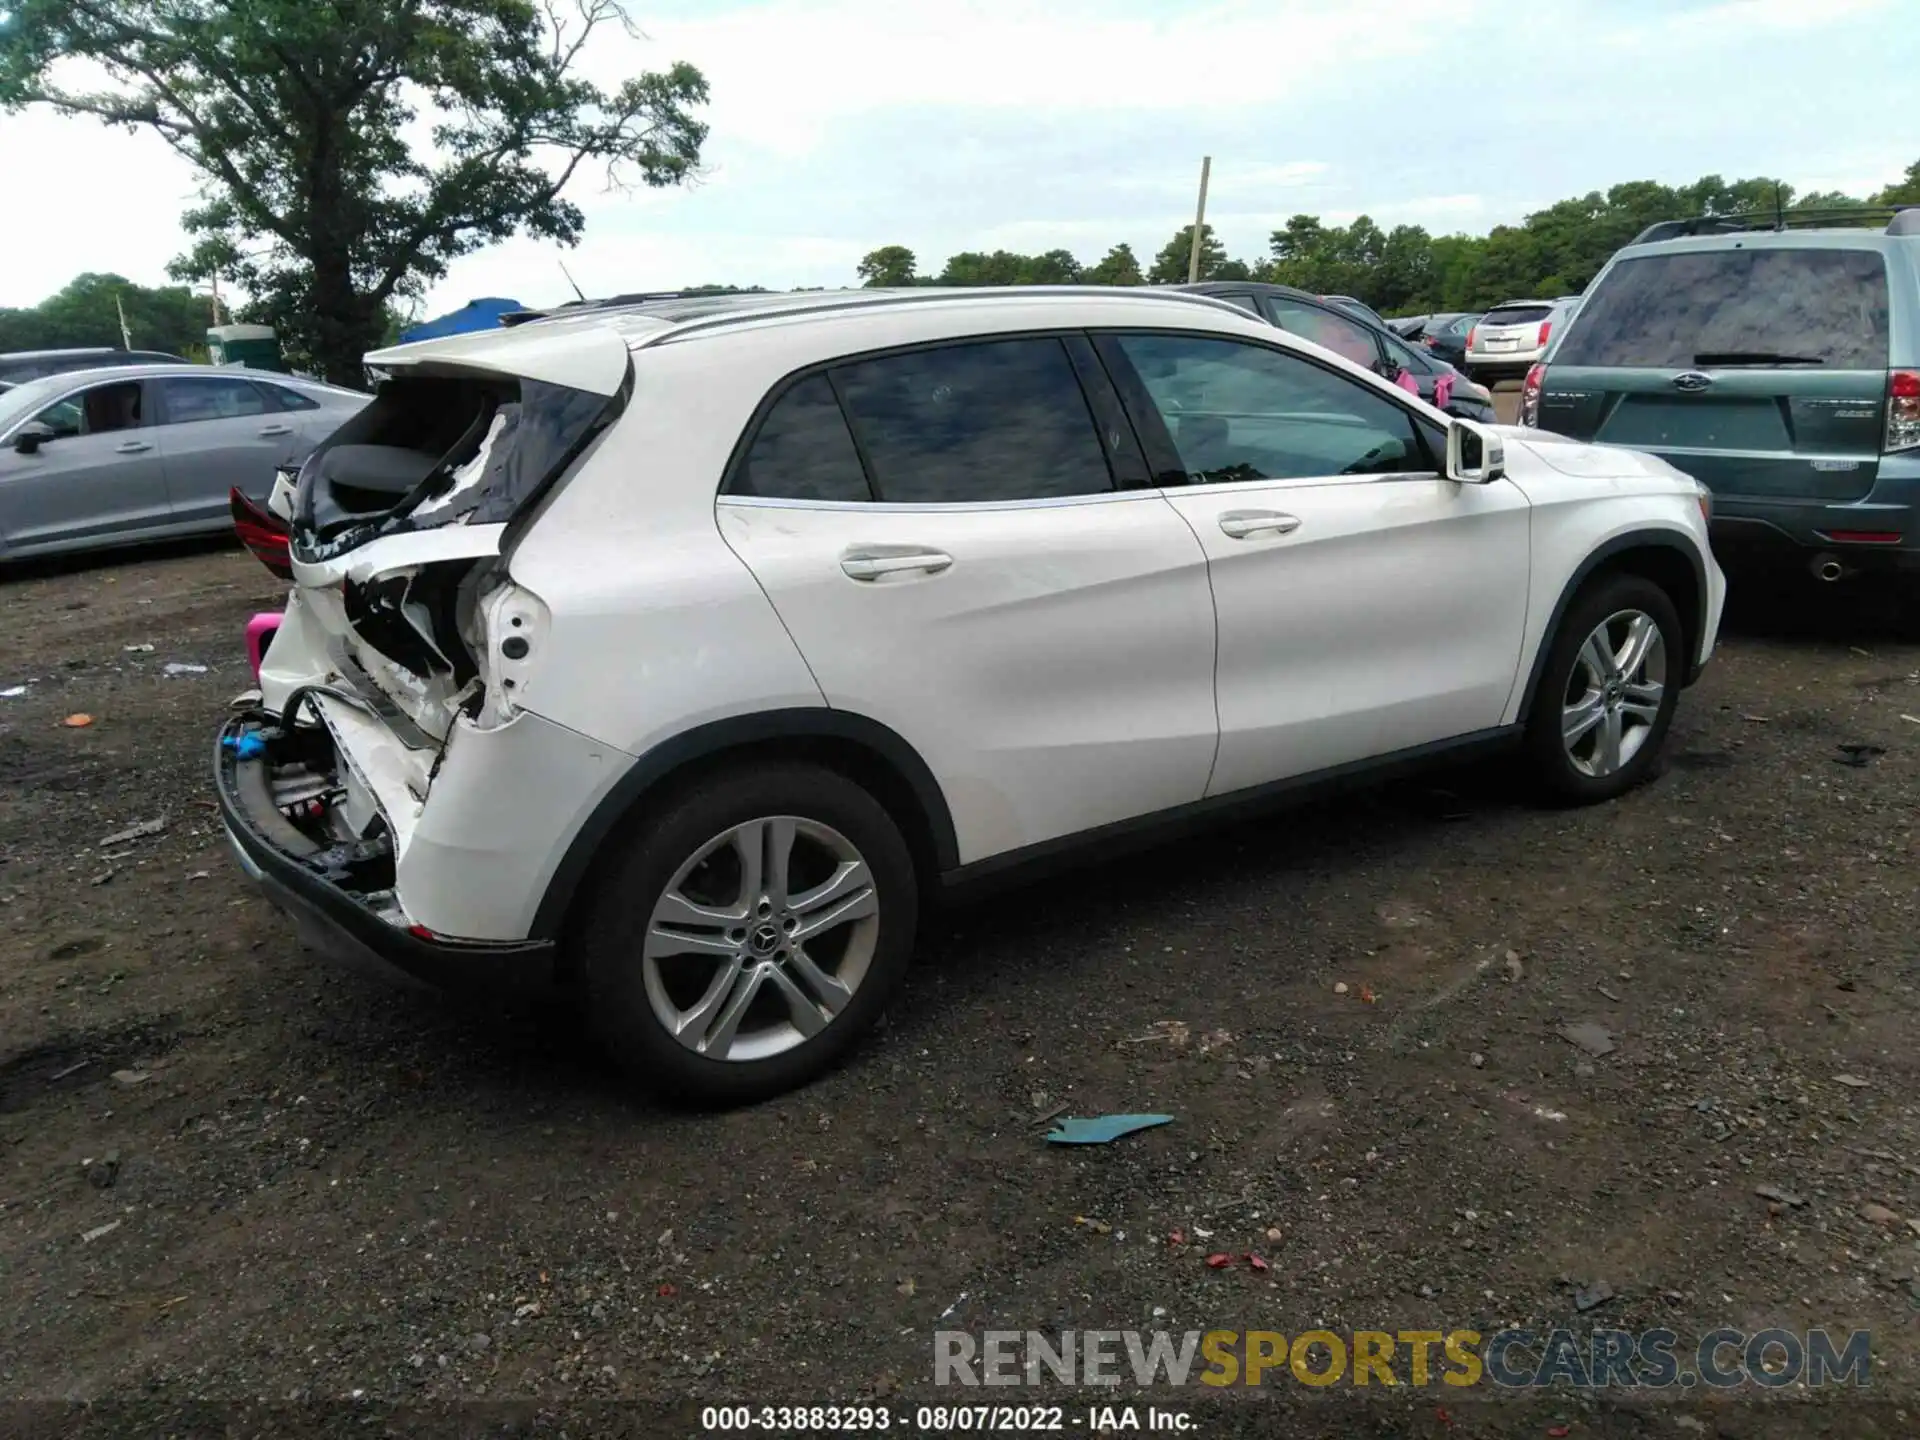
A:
230 487 294 580
1519 363 1546 427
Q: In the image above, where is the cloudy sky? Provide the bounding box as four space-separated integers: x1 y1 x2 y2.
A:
0 0 1912 320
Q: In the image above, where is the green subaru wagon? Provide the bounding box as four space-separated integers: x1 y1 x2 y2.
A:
1520 209 1920 580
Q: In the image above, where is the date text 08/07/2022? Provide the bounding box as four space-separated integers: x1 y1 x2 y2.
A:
700 1403 1191 1432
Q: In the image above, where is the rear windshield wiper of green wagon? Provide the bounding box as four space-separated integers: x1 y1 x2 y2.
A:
1692 351 1826 367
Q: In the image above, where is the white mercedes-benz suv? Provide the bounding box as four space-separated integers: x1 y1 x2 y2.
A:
216 287 1724 1103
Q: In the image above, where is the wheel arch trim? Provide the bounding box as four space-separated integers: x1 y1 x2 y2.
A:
528 708 959 941
1515 527 1709 726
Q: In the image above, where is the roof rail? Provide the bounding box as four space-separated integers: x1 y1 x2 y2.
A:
499 290 701 327
622 284 1254 350
1631 203 1920 245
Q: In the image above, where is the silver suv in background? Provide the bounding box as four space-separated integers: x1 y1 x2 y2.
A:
1465 296 1580 383
0 364 366 560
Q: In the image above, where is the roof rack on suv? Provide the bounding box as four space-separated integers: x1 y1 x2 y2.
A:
499 291 699 327
1632 204 1920 245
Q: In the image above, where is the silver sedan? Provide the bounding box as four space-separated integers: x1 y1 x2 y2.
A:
0 364 367 560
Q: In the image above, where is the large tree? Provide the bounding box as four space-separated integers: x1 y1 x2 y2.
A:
1147 223 1247 284
0 1 708 384
856 245 918 287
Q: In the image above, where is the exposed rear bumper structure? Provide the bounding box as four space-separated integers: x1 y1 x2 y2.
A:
214 716 558 994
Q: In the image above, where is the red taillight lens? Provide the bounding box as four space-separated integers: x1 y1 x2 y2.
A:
1519 363 1546 427
1537 320 1553 347
1466 326 1478 351
1824 530 1903 544
1888 370 1920 454
230 487 294 580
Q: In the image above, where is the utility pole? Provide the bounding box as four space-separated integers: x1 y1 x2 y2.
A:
1187 156 1213 284
114 292 133 350
209 272 225 327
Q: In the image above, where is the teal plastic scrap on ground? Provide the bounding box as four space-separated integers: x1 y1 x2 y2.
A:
1044 1114 1174 1145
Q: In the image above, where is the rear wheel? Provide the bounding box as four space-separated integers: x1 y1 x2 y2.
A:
1524 573 1684 805
578 763 918 1105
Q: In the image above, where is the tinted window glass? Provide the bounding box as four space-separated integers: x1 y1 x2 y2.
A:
1214 292 1260 314
1481 305 1552 327
1554 248 1890 369
1112 333 1432 483
261 382 320 412
1261 298 1381 369
833 338 1113 503
161 376 269 424
732 374 870 502
1382 331 1436 375
33 395 84 438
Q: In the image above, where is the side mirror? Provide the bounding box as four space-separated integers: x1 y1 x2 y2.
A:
1445 418 1505 483
13 421 56 455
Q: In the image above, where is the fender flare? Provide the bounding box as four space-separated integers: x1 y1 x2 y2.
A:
528 708 959 940
1515 528 1709 725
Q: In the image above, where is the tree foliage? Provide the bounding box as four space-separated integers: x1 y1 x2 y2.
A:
0 0 708 383
0 272 213 357
855 160 1917 316
1082 243 1143 286
856 245 918 287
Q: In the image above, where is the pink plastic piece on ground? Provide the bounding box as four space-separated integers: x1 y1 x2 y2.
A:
246 612 282 683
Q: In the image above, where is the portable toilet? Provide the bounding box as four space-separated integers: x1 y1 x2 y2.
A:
206 324 284 371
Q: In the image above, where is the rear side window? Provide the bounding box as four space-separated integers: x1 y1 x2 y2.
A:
833 337 1114 503
160 376 269 423
260 383 320 412
1262 298 1381 369
1556 248 1891 369
732 375 871 502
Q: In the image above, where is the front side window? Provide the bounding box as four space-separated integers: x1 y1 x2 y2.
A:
1261 298 1381 370
160 376 270 425
1553 248 1889 370
38 380 143 437
1107 333 1434 484
33 396 85 438
832 337 1114 503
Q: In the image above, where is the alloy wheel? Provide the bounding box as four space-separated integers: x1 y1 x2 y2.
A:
641 816 880 1063
1561 608 1667 779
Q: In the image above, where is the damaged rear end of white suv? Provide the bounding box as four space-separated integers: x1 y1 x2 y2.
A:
213 326 635 993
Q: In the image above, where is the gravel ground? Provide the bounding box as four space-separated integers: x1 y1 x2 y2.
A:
3 538 1919 1437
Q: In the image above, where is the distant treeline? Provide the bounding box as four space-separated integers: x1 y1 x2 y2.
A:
850 160 1920 316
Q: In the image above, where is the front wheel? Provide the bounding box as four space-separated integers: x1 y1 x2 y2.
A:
1523 573 1684 805
578 763 918 1105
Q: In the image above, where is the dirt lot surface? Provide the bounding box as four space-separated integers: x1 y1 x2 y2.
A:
4 539 1920 1437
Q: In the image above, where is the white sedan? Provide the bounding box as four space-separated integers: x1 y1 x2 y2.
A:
215 286 1724 1103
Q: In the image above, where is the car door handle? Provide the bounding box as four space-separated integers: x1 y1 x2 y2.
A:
115 440 152 454
1218 510 1301 539
840 549 953 581
257 424 293 437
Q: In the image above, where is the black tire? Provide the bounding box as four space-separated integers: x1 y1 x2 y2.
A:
577 762 918 1106
1523 571 1685 805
